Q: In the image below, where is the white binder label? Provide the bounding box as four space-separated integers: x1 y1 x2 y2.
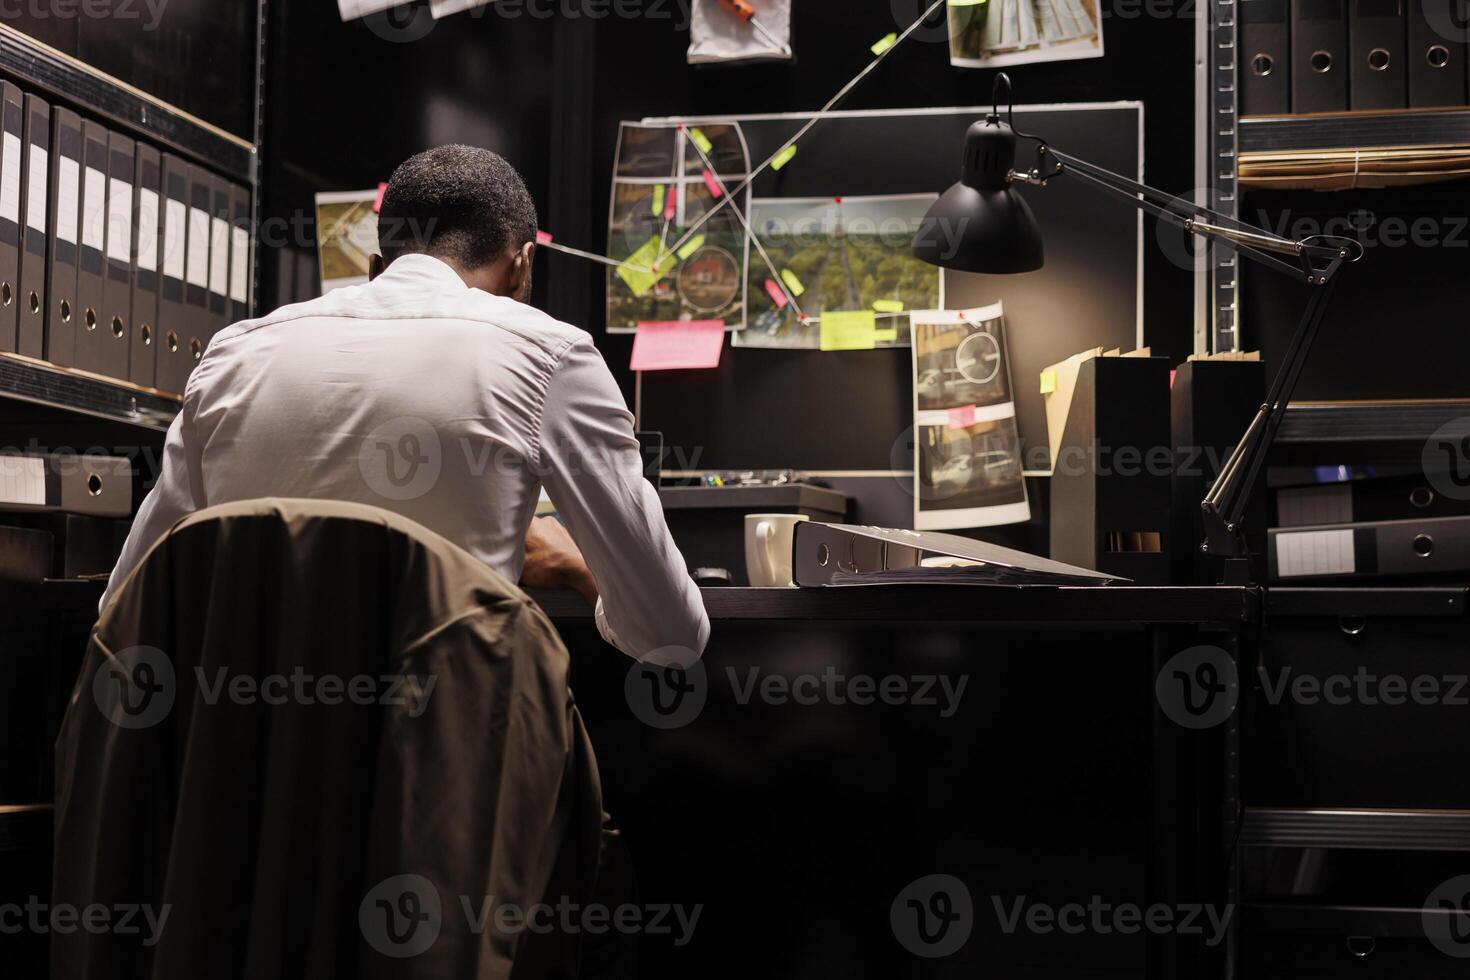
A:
25 145 45 234
82 166 106 250
163 198 186 280
107 178 132 263
186 206 209 287
209 215 228 295
0 455 45 506
1275 528 1355 578
136 189 159 272
0 132 20 224
56 157 79 244
229 226 249 303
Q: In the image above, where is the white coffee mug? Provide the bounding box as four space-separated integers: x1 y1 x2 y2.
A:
744 513 809 587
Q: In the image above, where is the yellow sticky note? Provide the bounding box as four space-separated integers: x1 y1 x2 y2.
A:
1040 369 1057 394
770 145 797 171
688 128 713 154
676 234 707 260
871 32 898 56
872 299 904 313
651 184 665 216
819 310 878 351
780 268 805 297
874 327 899 342
617 236 676 297
949 0 986 5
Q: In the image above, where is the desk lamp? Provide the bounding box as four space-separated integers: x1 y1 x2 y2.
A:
912 73 1363 585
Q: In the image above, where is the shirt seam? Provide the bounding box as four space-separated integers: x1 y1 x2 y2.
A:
532 337 582 476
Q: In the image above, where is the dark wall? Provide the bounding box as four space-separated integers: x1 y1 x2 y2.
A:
6 0 257 138
257 0 1198 468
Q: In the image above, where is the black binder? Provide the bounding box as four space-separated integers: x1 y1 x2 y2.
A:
1242 0 1293 114
17 94 48 358
183 163 210 376
228 181 250 323
156 153 190 394
99 130 134 381
130 143 161 388
45 107 81 367
207 171 230 341
1292 0 1350 112
75 120 108 373
1349 0 1408 109
1269 515 1470 580
0 82 23 353
1407 0 1467 106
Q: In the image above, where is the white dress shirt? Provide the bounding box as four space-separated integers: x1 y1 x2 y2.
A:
102 253 709 663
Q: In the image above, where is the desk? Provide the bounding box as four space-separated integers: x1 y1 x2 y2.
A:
531 584 1258 980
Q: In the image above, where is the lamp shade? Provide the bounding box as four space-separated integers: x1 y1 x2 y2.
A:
912 116 1045 274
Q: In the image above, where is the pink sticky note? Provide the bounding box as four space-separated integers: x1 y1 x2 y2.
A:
630 320 726 372
947 404 977 429
701 169 724 199
1170 369 1177 389
664 187 677 220
373 181 388 214
535 230 553 245
763 278 789 309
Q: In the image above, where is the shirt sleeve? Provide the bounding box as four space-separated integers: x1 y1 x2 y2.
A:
99 388 208 612
537 337 709 665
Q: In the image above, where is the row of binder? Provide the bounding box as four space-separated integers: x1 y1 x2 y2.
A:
1241 0 1468 115
0 79 252 395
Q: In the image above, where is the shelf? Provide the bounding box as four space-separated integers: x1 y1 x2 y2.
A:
0 352 181 431
0 24 254 181
1277 400 1470 447
1267 585 1468 618
1240 108 1470 155
1241 807 1470 851
0 804 51 854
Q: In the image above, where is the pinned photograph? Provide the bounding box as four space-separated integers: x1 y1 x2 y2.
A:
606 123 751 333
911 304 1030 529
735 194 941 350
314 190 380 294
947 0 1103 68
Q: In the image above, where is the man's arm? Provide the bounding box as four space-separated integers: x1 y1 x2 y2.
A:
99 391 207 611
536 337 709 665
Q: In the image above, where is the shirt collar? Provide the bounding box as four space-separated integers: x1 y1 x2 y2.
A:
374 253 469 290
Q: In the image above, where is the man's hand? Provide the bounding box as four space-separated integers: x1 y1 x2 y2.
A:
521 516 599 607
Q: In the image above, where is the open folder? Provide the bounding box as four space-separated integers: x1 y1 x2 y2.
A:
792 522 1127 587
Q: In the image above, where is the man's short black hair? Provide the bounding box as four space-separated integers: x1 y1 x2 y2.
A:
377 144 538 269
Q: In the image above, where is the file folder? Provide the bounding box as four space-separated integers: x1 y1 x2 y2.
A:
130 143 161 389
228 181 250 323
1349 0 1407 109
207 171 230 341
99 130 134 381
45 107 81 367
183 163 211 376
1270 515 1470 580
17 94 48 359
0 453 132 517
1241 0 1292 114
1292 0 1350 112
156 153 190 394
1407 0 1467 106
75 120 108 373
0 81 23 353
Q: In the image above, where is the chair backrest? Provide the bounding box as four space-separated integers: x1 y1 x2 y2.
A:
53 498 602 980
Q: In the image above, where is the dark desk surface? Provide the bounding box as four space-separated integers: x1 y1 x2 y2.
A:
529 584 1260 625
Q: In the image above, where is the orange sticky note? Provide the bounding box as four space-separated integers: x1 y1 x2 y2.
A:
947 404 976 429
763 278 789 309
630 320 726 371
702 169 724 198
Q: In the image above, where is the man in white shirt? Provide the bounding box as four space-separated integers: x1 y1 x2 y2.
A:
103 144 708 664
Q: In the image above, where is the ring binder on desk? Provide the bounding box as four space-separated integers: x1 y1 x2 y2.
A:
17 93 48 359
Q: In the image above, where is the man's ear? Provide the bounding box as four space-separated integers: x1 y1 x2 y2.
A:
368 253 385 281
510 241 534 294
